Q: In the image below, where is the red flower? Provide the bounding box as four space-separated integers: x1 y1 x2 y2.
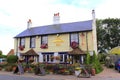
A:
40 44 48 49
19 45 25 51
70 41 78 49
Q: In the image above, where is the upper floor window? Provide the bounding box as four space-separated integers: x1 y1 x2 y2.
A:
70 33 79 43
40 35 48 49
41 36 48 44
19 38 25 51
70 33 79 49
30 36 36 48
20 38 25 46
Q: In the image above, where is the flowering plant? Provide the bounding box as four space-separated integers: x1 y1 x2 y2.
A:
19 45 25 51
55 56 61 60
67 58 72 62
28 57 34 63
70 41 78 49
51 56 61 60
40 44 48 49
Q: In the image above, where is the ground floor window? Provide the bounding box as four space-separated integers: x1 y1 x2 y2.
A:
58 52 72 63
42 53 54 63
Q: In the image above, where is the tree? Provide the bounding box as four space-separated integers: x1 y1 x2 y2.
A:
91 51 103 74
7 55 18 63
85 51 91 65
97 18 120 53
0 50 2 55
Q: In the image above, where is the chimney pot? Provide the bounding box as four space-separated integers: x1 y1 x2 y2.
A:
53 12 60 24
27 19 32 29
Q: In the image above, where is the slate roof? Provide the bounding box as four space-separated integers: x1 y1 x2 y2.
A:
7 49 15 56
15 20 93 38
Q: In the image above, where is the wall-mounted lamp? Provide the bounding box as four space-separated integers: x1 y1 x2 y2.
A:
57 34 59 37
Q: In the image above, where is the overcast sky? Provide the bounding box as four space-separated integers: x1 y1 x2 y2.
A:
0 0 120 54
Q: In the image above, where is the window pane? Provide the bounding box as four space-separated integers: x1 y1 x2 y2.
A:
60 55 63 62
47 55 49 61
20 38 25 46
50 55 53 62
70 33 79 43
30 37 35 48
41 36 48 44
43 55 46 62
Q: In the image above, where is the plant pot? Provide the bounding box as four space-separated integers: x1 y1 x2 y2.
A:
75 70 81 76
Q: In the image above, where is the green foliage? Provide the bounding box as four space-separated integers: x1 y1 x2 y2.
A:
96 18 120 53
7 55 18 63
91 51 97 63
0 55 7 58
91 51 103 74
0 50 2 55
84 51 103 74
98 53 107 63
85 51 91 65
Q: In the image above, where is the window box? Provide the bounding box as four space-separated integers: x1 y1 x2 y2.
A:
40 44 48 49
19 45 25 51
70 41 78 49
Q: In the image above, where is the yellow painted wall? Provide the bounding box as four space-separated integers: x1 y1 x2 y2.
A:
87 32 93 51
79 32 87 51
14 31 94 54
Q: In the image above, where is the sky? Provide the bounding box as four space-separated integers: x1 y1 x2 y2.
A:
0 0 120 55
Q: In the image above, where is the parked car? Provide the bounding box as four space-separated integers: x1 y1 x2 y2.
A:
115 59 120 72
0 58 6 63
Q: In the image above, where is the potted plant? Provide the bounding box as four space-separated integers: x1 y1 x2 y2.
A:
29 57 34 63
70 41 78 49
19 45 25 51
67 58 72 62
75 67 81 77
40 44 48 49
55 56 61 60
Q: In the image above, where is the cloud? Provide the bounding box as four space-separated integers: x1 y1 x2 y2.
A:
96 0 120 19
0 0 120 54
0 35 14 54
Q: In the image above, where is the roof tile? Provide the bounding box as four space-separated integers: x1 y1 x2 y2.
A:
15 20 93 38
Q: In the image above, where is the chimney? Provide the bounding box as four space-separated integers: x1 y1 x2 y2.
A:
27 19 32 29
53 12 60 24
92 9 98 54
92 10 95 20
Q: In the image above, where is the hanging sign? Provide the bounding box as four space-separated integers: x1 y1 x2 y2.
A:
53 36 64 46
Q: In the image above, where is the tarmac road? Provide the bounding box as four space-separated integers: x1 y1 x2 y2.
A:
0 74 55 80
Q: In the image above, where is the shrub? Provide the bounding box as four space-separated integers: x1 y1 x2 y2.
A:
91 51 103 74
7 55 18 63
0 55 7 58
85 51 91 65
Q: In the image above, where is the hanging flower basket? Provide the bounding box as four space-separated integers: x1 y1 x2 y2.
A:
29 57 34 63
70 41 79 49
19 45 25 51
18 58 24 62
40 44 48 49
55 56 61 60
51 56 61 60
67 58 72 62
